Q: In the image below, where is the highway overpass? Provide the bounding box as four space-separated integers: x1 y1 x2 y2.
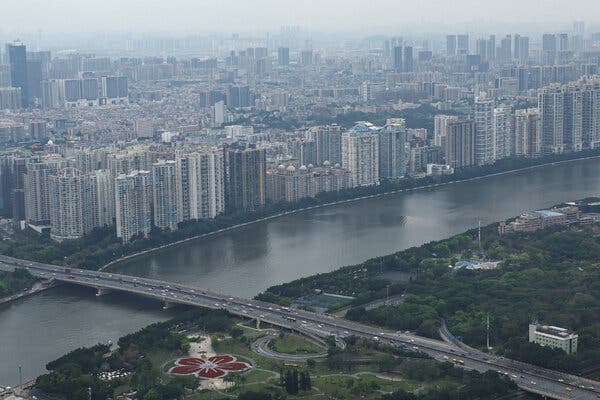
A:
1 254 598 400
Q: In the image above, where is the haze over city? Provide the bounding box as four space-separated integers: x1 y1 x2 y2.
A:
2 0 600 34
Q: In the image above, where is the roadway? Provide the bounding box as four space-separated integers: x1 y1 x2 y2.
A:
0 255 599 400
251 334 328 361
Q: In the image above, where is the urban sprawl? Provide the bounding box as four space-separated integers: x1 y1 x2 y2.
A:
2 26 600 244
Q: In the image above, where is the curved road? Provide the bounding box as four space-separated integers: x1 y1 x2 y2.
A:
1 255 598 400
251 334 328 361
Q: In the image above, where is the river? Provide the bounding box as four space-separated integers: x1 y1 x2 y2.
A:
1 157 600 386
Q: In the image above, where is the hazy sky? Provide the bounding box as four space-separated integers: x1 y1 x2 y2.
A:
1 0 598 34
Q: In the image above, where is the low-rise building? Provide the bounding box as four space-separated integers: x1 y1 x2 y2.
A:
528 323 578 354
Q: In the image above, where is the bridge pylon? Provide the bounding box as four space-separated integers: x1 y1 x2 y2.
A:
96 287 112 296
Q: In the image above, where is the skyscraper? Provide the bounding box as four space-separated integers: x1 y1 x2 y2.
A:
185 149 225 220
89 170 114 229
542 34 557 65
24 156 68 227
115 170 152 244
562 86 583 152
342 122 380 187
7 41 28 106
493 107 513 159
152 160 178 231
378 119 406 179
403 46 413 72
445 120 475 168
224 145 267 213
434 115 458 148
514 108 541 157
446 35 457 57
49 168 91 241
277 47 290 66
474 96 495 165
457 34 469 55
514 35 529 64
310 124 343 165
539 85 564 154
392 46 403 72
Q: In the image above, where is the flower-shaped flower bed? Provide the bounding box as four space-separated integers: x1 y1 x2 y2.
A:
169 355 250 379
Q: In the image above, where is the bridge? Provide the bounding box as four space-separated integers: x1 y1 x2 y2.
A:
1 254 599 400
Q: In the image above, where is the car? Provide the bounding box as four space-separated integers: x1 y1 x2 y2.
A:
558 379 564 382
530 381 537 385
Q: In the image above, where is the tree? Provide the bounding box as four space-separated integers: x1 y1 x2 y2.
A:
299 371 312 391
143 388 161 400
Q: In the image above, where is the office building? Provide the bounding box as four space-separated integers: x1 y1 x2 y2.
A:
529 323 578 354
7 41 28 106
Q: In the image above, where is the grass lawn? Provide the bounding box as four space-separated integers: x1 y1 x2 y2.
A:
242 369 278 384
271 334 326 355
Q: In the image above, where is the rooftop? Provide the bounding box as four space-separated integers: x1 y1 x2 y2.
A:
535 210 564 218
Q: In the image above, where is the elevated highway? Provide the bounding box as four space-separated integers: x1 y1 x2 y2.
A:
1 255 598 400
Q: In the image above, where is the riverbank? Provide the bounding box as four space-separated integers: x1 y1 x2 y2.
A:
0 280 57 307
101 153 600 272
4 157 600 387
